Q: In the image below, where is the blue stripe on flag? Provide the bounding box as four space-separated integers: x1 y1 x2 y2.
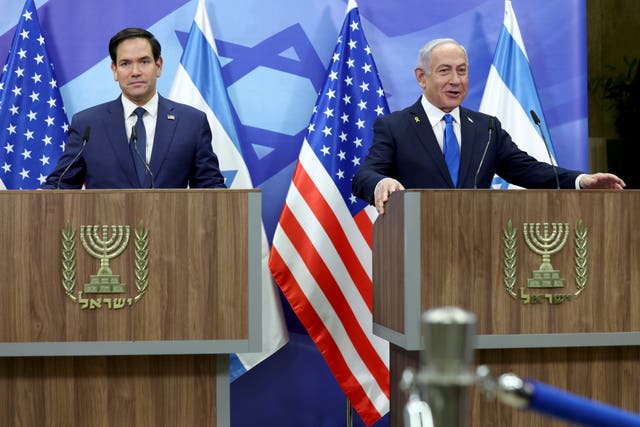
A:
179 23 240 150
229 353 247 379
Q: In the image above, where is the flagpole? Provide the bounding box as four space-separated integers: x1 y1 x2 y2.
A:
346 398 353 427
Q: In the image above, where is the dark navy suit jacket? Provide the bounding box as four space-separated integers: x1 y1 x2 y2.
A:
352 99 581 205
42 95 226 189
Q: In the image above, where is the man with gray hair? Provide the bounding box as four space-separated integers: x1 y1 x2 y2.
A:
352 38 624 214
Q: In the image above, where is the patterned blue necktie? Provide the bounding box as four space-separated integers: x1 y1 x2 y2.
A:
443 113 460 187
133 107 147 187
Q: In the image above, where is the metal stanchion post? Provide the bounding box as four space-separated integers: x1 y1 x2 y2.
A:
402 307 640 426
402 306 477 427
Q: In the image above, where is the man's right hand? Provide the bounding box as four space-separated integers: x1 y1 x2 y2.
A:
373 177 405 214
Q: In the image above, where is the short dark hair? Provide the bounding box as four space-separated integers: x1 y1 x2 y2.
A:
108 28 161 63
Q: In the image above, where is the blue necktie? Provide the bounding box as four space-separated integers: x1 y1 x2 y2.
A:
133 107 147 187
443 113 460 187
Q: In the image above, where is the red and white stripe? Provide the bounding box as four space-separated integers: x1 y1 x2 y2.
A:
270 140 389 426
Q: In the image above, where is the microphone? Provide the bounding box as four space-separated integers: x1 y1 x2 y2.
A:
130 125 155 188
474 117 494 189
530 110 560 189
57 126 90 189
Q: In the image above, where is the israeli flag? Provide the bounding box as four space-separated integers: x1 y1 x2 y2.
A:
169 0 288 380
479 0 557 189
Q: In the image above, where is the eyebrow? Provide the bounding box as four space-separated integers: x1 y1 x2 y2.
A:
436 63 467 69
119 55 153 63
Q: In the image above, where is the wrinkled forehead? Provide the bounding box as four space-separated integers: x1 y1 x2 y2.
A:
430 43 468 68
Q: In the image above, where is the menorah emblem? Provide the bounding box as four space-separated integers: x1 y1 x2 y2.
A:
523 222 569 288
80 225 131 293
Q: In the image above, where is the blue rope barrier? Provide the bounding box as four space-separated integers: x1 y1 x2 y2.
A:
526 378 640 427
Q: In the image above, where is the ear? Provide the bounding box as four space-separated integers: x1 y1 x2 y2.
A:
414 67 426 88
156 56 163 78
111 62 118 81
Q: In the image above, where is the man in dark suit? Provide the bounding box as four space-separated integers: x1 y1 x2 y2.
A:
352 38 624 214
41 28 226 189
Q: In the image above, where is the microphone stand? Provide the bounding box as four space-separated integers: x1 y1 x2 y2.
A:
474 117 494 189
57 126 90 189
130 125 155 188
529 110 560 189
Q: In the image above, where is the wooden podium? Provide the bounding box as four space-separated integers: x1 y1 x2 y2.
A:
373 189 640 426
0 189 262 427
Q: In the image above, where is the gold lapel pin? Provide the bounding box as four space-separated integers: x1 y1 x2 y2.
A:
414 116 420 123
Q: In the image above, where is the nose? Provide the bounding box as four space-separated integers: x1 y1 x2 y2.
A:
131 62 142 75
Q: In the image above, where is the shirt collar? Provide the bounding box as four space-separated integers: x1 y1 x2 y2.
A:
121 92 159 119
420 95 461 127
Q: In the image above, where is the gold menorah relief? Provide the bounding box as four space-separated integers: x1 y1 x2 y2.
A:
503 220 587 305
61 221 149 310
80 225 131 293
523 222 569 288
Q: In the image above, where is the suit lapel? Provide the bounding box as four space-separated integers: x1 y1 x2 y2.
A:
104 98 139 187
407 99 453 187
149 96 178 183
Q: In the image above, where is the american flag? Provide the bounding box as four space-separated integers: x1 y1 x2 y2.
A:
268 0 390 424
0 0 67 190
